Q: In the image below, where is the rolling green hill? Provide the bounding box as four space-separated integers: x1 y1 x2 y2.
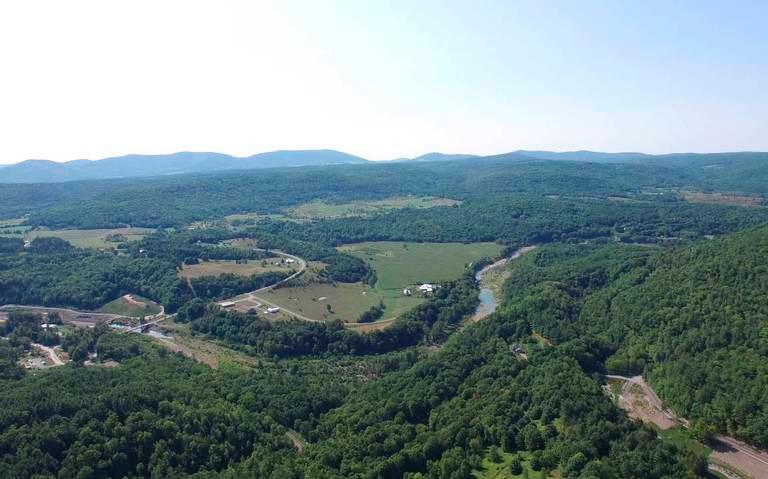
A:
501 226 768 447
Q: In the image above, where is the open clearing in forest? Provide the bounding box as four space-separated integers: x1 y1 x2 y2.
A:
339 241 503 290
222 212 300 226
0 218 25 227
607 375 768 479
607 375 678 430
286 196 462 219
179 259 294 279
0 218 31 237
25 227 154 249
473 449 551 478
679 190 763 207
221 196 462 227
221 238 260 249
260 242 502 324
156 319 257 369
259 282 422 323
99 294 162 318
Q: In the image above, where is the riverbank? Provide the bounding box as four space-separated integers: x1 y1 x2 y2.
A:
471 246 537 322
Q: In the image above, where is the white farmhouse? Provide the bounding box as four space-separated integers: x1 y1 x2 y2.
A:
418 284 435 294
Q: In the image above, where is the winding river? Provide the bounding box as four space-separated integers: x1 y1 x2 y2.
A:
472 246 536 321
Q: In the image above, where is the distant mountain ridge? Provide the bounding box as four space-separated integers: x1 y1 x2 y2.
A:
0 150 368 183
511 150 651 162
409 152 479 162
1 148 766 183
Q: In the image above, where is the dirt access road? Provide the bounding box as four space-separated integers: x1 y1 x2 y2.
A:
606 374 678 430
286 430 306 454
33 343 65 366
607 374 768 479
710 436 768 479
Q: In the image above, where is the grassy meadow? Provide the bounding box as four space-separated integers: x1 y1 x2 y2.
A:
219 196 462 228
179 259 293 279
259 282 423 323
24 228 154 249
339 241 503 290
286 196 461 219
473 449 553 479
98 294 162 317
261 241 502 324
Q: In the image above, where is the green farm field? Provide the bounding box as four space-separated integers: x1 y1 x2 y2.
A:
339 241 504 290
259 282 422 323
0 218 25 226
262 241 502 323
25 227 154 249
179 259 292 279
0 217 31 237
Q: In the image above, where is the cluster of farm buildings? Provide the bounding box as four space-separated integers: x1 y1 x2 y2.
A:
403 283 437 296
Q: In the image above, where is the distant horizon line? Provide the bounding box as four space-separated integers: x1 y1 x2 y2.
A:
3 148 768 166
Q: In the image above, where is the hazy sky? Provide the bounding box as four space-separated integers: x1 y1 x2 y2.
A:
0 0 766 164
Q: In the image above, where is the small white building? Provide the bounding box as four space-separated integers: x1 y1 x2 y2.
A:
403 288 412 296
285 258 296 264
266 307 280 314
418 284 435 294
220 301 236 308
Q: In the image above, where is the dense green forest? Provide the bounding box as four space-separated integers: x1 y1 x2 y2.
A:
252 195 768 245
498 227 768 447
0 335 348 478
0 304 701 478
0 237 192 311
1 155 767 478
1 156 765 229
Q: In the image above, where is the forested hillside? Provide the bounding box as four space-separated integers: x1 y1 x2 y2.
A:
1 155 765 228
1 154 767 478
499 227 768 447
0 299 697 478
256 195 768 245
0 336 348 478
220 319 691 478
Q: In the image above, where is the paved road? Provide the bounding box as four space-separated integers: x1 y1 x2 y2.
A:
218 250 308 307
250 295 320 323
606 374 767 479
